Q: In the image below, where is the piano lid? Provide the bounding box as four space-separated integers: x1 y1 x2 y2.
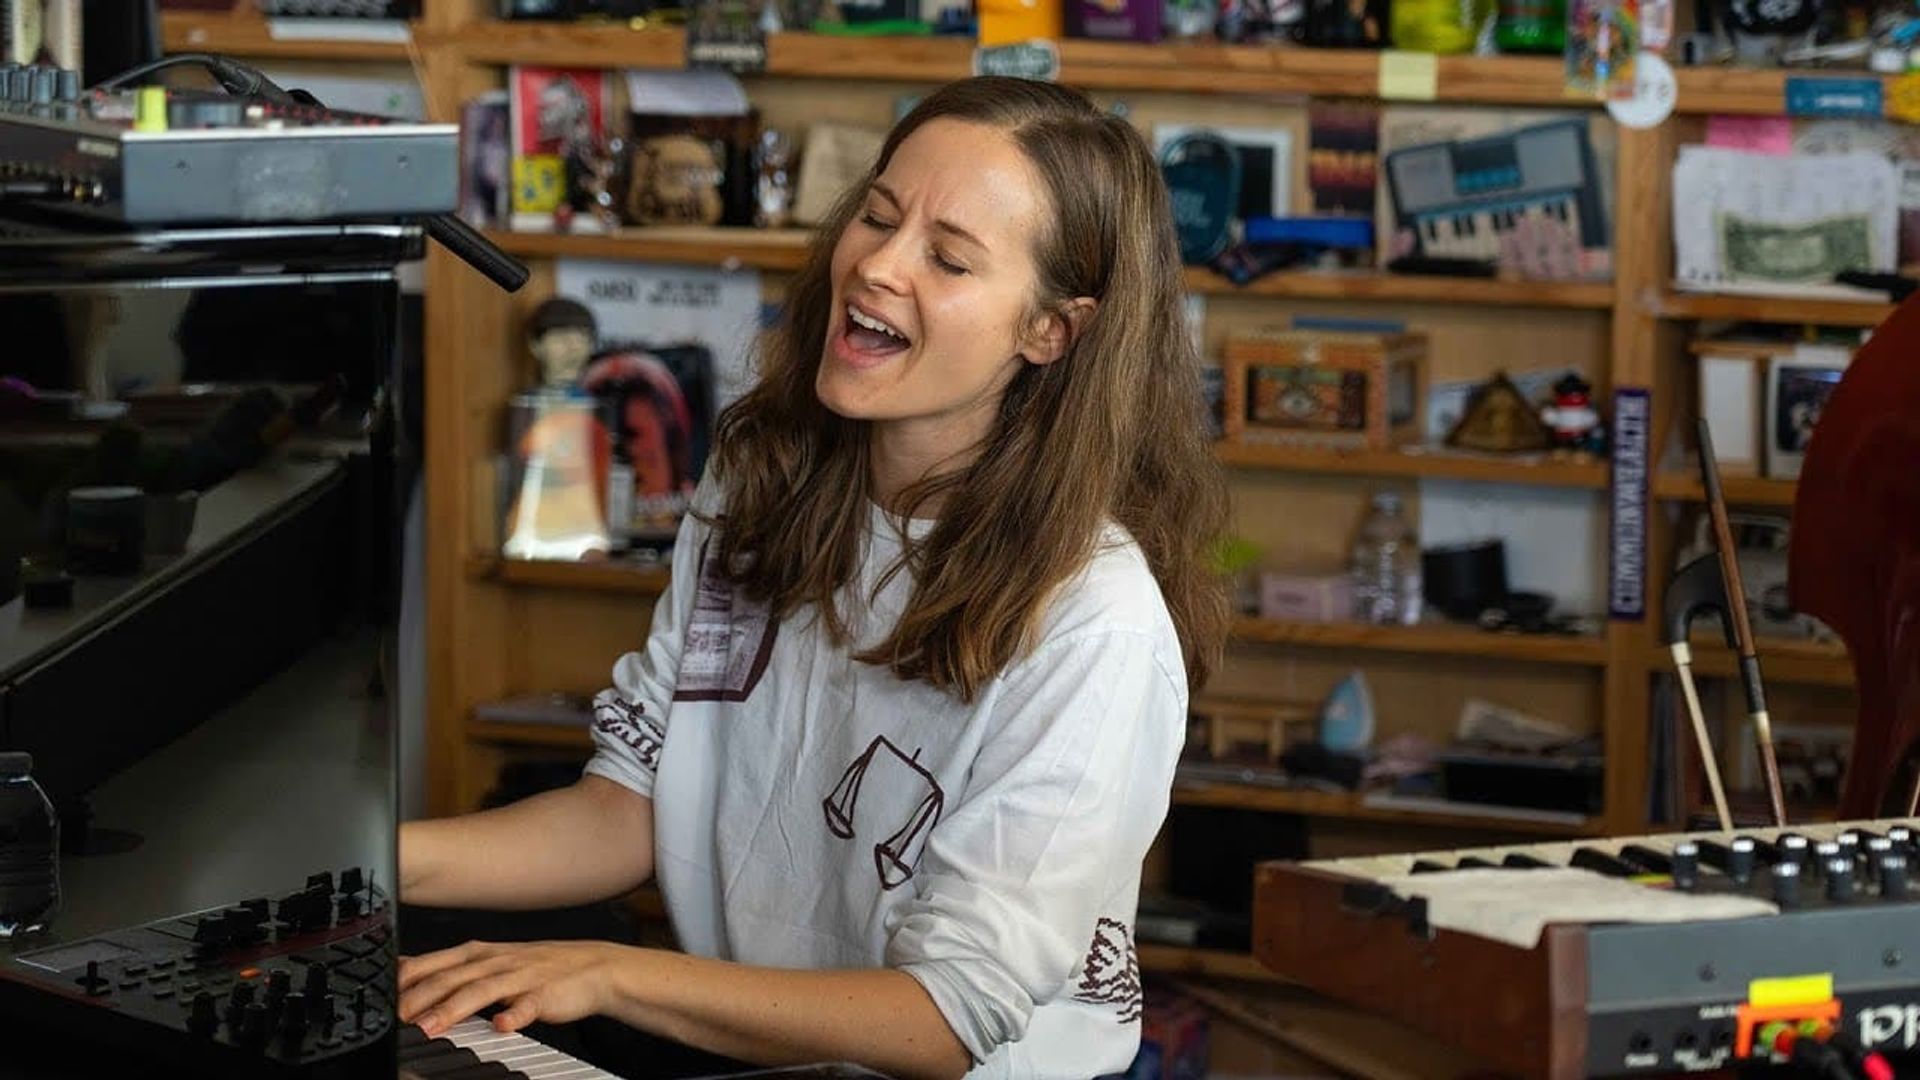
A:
0 209 423 289
1789 290 1920 818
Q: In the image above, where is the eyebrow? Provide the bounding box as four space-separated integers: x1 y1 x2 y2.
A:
871 182 988 251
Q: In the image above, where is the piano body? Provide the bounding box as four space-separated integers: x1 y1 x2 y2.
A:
1384 119 1608 268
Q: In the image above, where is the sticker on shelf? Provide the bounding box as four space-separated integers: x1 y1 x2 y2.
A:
1605 52 1676 130
972 40 1061 81
1608 387 1650 621
1888 74 1920 125
1377 50 1438 101
1783 76 1882 119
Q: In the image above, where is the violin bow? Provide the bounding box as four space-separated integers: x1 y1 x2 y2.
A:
1696 418 1789 827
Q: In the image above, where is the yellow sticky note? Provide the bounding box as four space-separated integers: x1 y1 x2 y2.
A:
1889 74 1920 125
1378 51 1439 101
1748 974 1833 1008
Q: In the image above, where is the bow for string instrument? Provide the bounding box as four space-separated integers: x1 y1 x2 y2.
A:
1790 295 1920 819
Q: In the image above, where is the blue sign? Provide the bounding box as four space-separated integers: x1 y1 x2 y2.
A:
1608 388 1650 621
1784 76 1883 118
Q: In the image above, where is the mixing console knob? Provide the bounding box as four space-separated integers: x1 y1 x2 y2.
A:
1671 842 1700 890
6 68 30 103
305 961 330 1000
1728 837 1757 884
1825 857 1854 902
188 991 219 1035
1772 861 1802 908
281 994 309 1036
1868 838 1894 885
1891 825 1914 849
266 968 292 1003
240 1002 270 1047
55 69 77 102
1781 834 1810 871
1883 854 1909 899
29 67 54 105
228 981 256 1018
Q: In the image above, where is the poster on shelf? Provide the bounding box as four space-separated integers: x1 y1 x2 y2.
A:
554 259 765 418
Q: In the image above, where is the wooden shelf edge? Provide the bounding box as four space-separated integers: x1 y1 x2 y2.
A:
467 554 671 595
1231 616 1606 665
1655 289 1895 328
1137 943 1287 984
1654 639 1854 688
465 718 592 749
487 227 813 271
160 12 418 61
1171 782 1599 835
1652 471 1797 507
1215 441 1608 488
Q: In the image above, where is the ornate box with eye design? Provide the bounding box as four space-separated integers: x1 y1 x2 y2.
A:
1222 329 1427 452
619 113 761 228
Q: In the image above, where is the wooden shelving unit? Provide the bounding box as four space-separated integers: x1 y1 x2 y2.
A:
468 554 671 594
1137 944 1287 984
159 11 418 62
1230 616 1606 665
1656 289 1896 328
1215 441 1608 488
1655 637 1854 688
1170 782 1598 835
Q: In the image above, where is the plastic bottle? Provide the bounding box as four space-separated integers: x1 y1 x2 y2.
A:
0 752 59 937
1350 491 1422 626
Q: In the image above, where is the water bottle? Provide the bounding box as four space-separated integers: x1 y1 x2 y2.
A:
1350 491 1422 626
0 752 60 937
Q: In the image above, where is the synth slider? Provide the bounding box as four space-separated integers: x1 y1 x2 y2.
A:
0 869 395 1079
1256 818 1920 1078
0 71 456 225
1384 118 1609 266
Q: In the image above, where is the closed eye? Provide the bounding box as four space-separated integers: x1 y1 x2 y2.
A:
932 252 969 276
860 212 896 232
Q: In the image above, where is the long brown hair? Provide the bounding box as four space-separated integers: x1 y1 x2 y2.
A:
708 76 1229 701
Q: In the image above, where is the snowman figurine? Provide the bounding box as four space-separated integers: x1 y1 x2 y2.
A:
1540 373 1607 457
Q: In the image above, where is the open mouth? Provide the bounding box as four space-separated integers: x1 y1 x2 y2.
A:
841 304 912 359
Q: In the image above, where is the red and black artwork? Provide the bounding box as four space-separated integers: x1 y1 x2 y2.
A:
675 538 778 703
823 736 946 891
1072 918 1143 1023
591 696 664 773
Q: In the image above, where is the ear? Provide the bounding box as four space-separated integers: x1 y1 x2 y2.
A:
1020 297 1098 367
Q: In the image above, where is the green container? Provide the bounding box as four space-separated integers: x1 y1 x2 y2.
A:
1495 0 1566 52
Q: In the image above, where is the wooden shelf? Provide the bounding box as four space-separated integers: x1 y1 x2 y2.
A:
1215 441 1608 488
1183 267 1612 308
1672 66 1899 117
1137 944 1287 984
451 25 1591 106
1657 289 1895 328
1661 637 1855 688
160 11 417 62
1231 616 1607 665
1653 471 1797 507
1171 782 1599 835
466 718 592 749
488 227 812 272
468 554 671 595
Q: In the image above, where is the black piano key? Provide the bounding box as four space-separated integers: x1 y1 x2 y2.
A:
400 1036 459 1062
1502 853 1551 869
1410 860 1447 874
1570 847 1638 878
434 1064 517 1080
407 1048 489 1076
1456 856 1496 869
399 1024 431 1049
1617 845 1674 875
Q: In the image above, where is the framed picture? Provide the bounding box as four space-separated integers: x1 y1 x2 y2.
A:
1153 124 1293 223
1765 345 1851 480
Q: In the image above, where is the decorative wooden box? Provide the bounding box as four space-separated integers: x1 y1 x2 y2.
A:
1222 329 1428 451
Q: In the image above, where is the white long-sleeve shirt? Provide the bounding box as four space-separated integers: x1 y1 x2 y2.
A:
584 481 1187 1079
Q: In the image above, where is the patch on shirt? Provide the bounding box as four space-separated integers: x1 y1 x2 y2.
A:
592 696 665 773
822 735 945 890
675 538 779 703
1073 918 1143 1023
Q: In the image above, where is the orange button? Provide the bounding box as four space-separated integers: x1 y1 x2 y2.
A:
238 968 260 979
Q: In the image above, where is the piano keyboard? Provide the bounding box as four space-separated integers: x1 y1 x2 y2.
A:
1413 195 1580 262
400 1018 626 1080
1385 117 1608 267
1310 817 1918 894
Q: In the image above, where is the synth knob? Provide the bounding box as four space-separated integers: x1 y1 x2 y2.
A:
75 960 108 995
188 991 219 1035
304 961 330 1000
1890 825 1914 850
280 994 309 1035
55 69 78 102
1868 838 1895 884
1772 860 1802 908
1825 857 1855 902
240 1002 270 1047
28 67 54 105
8 67 33 103
1883 854 1910 899
1838 832 1862 857
228 981 256 1014
339 867 365 896
1781 834 1810 870
1671 842 1700 891
266 968 292 1004
1813 841 1842 883
1728 837 1757 884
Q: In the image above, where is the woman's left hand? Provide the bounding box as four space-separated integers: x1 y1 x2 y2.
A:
397 940 636 1038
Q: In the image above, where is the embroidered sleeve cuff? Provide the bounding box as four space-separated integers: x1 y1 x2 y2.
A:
584 691 663 800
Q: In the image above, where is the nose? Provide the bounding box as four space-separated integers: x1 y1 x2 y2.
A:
852 226 911 297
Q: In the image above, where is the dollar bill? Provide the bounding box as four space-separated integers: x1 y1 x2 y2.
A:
1720 214 1875 283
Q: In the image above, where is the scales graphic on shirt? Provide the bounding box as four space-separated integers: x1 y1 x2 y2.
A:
823 736 947 891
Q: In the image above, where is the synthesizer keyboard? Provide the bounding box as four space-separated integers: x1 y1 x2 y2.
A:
1384 118 1609 266
0 869 393 1078
1256 818 1920 1079
0 76 456 225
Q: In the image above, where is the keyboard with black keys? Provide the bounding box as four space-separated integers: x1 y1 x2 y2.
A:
1256 818 1920 1079
400 1018 622 1079
0 868 393 1078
